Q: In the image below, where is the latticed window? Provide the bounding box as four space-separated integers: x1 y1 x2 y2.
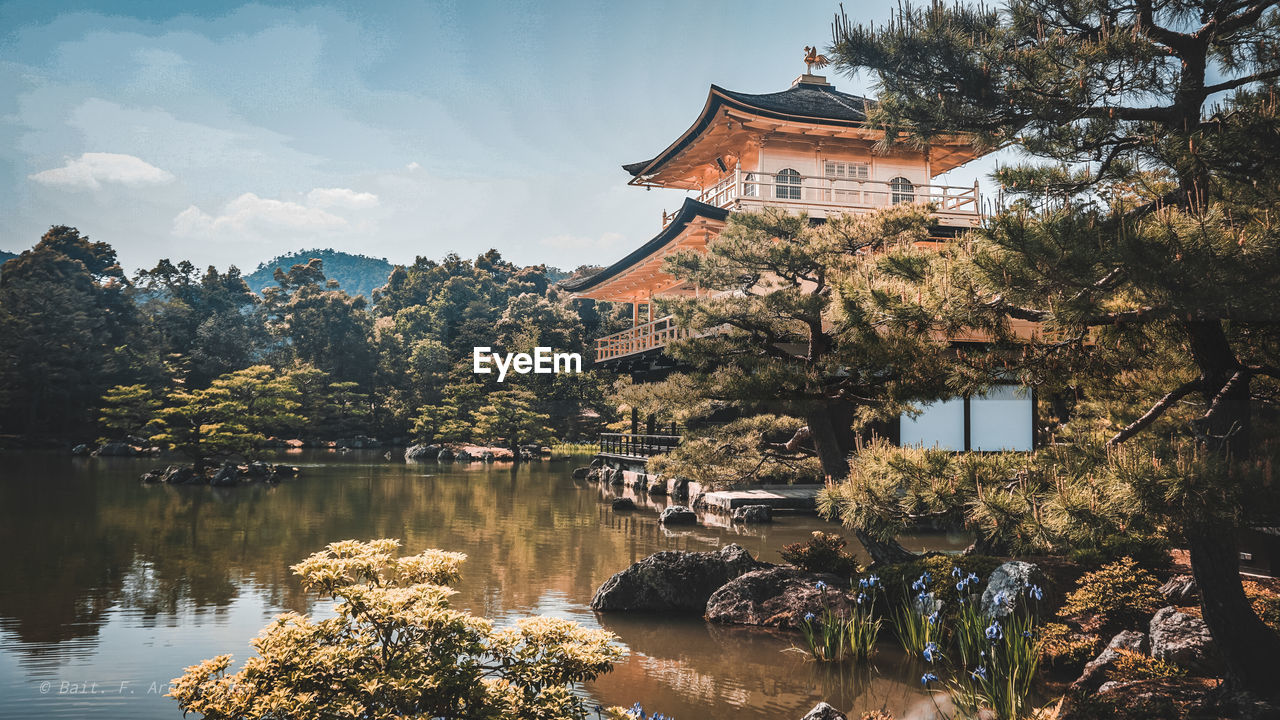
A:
775 168 802 200
742 172 757 197
890 176 915 204
824 161 869 180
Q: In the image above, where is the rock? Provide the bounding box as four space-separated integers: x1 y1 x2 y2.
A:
481 451 495 462
273 464 299 478
1150 606 1221 674
646 476 667 495
285 438 305 448
71 443 91 457
705 566 852 629
590 544 765 612
437 448 455 462
243 461 274 482
94 442 140 457
732 505 772 523
163 465 198 485
670 477 690 500
454 449 473 463
1158 575 1198 603
611 497 636 511
405 444 440 461
209 462 239 487
801 702 847 720
572 466 591 479
981 560 1047 618
140 468 164 483
658 505 697 525
1071 630 1148 691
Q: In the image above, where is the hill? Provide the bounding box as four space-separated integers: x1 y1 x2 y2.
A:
245 249 395 300
0 250 16 265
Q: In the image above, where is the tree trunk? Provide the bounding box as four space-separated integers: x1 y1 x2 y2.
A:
1184 320 1280 698
808 403 918 567
856 529 917 566
805 404 848 480
1187 525 1280 699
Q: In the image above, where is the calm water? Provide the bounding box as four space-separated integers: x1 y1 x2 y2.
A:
0 451 969 720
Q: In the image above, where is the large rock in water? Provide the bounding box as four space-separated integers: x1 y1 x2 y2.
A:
658 505 697 525
1071 630 1148 691
404 444 440 461
981 560 1047 618
705 566 853 629
590 544 765 612
732 504 772 523
801 702 847 720
209 462 239 487
1150 606 1222 674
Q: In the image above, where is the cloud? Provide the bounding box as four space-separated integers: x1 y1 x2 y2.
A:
306 187 379 209
29 152 175 190
174 192 348 237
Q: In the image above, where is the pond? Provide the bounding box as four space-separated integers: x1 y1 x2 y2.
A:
0 451 970 720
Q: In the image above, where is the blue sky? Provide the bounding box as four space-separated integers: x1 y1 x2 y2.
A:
0 0 995 272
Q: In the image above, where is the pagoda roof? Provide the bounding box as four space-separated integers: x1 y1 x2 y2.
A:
623 81 872 178
560 197 729 294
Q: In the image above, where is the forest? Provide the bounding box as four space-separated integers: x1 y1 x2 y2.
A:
0 232 628 460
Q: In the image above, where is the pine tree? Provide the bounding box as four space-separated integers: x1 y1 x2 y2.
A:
148 366 302 470
472 389 553 461
98 384 162 443
829 0 1280 695
623 205 958 562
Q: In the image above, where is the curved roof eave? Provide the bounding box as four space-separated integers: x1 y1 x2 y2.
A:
559 197 729 294
622 83 871 179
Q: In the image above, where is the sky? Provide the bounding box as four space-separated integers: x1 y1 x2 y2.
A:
0 0 998 273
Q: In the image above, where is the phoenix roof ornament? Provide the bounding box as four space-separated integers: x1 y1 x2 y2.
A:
803 46 830 74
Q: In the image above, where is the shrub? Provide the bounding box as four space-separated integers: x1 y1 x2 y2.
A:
169 539 621 720
1060 557 1163 633
1039 622 1099 673
781 531 861 576
1107 650 1186 682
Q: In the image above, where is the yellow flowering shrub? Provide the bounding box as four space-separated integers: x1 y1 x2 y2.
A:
170 539 622 720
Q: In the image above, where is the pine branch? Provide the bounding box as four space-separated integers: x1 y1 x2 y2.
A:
1106 378 1203 447
1202 68 1280 95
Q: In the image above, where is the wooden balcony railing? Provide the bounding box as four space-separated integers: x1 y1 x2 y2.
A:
595 314 690 362
599 432 682 458
673 168 982 225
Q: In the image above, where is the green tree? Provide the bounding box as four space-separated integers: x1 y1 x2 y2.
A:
169 539 620 720
98 384 162 443
0 226 135 435
148 366 302 470
411 383 485 445
829 0 1280 695
473 389 553 460
261 259 375 385
132 260 266 387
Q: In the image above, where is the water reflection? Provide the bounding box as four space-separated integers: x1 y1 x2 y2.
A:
0 451 963 719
